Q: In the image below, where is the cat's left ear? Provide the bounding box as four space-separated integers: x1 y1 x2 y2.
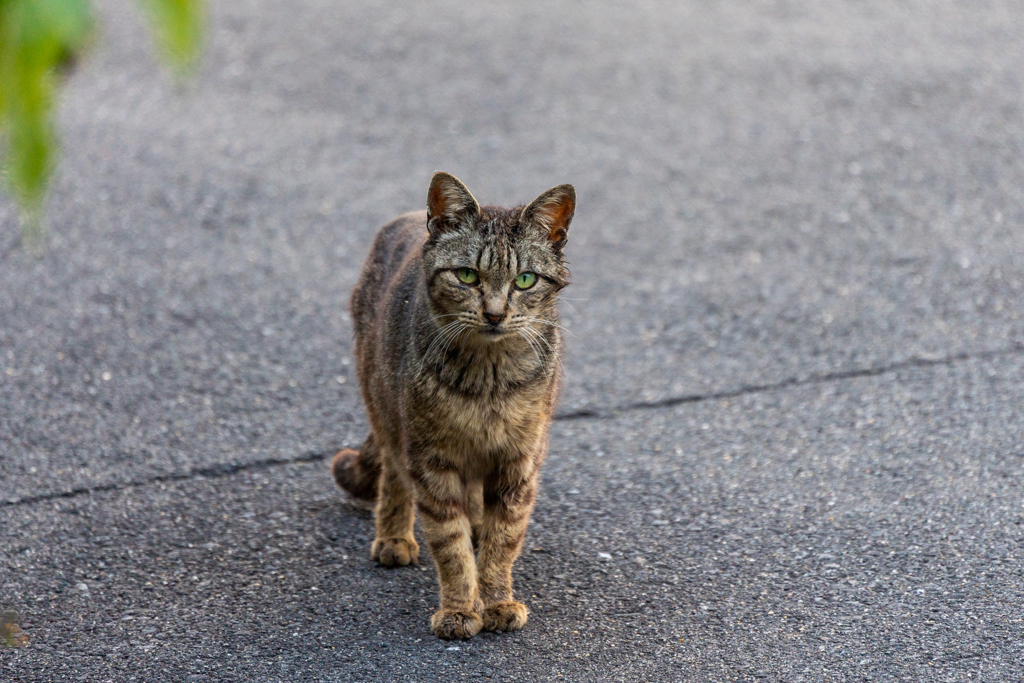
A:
520 184 576 248
427 172 481 236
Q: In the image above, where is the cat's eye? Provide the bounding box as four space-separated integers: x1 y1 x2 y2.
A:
514 272 537 290
456 268 479 285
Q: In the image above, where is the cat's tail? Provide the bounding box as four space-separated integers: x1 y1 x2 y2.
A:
331 432 382 501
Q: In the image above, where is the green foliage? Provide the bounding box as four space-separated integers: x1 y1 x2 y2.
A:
0 0 92 224
139 0 205 77
0 0 205 242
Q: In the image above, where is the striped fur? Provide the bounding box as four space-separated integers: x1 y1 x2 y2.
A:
331 172 575 639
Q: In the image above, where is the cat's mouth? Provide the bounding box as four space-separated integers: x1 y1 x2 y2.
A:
478 325 508 338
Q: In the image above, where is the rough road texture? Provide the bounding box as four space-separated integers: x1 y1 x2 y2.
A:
1 0 1022 681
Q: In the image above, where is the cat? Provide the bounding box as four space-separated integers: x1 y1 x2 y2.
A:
331 172 575 640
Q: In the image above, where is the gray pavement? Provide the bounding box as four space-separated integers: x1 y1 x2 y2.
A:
1 0 1022 680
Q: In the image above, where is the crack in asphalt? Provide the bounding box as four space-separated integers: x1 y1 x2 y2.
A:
0 450 333 508
3 343 1021 508
553 344 1024 420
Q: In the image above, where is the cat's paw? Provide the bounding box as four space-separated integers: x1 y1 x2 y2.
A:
431 609 483 640
371 537 419 567
482 601 528 632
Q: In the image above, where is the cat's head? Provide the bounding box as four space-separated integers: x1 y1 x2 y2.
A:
421 172 574 342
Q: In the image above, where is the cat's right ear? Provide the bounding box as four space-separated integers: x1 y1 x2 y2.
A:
519 184 576 249
427 172 481 236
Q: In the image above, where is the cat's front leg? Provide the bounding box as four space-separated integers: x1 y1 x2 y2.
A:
476 457 539 633
412 454 483 640
467 478 484 551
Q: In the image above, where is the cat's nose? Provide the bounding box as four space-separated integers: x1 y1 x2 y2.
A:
483 310 506 325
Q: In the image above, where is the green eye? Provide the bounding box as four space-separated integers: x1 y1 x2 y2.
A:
514 272 537 290
456 268 479 285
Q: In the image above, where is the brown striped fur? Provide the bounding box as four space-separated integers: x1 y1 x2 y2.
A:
331 172 575 639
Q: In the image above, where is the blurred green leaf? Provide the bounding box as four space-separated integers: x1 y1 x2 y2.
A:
0 0 92 234
1 0 205 243
138 0 205 76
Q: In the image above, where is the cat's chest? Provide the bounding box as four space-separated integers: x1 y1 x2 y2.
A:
413 375 552 455
452 390 546 452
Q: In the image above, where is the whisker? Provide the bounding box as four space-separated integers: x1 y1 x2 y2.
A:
434 322 466 359
517 329 542 367
560 302 579 315
524 326 556 355
424 320 461 352
438 323 470 363
419 320 465 373
522 324 564 377
426 318 461 340
522 317 574 336
519 326 551 362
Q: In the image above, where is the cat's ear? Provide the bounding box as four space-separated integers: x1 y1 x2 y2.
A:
427 172 481 235
520 184 576 248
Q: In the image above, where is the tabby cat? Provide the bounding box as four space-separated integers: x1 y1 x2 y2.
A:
331 172 575 640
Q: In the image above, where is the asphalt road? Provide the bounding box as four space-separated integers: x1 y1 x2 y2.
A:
2 0 1022 680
